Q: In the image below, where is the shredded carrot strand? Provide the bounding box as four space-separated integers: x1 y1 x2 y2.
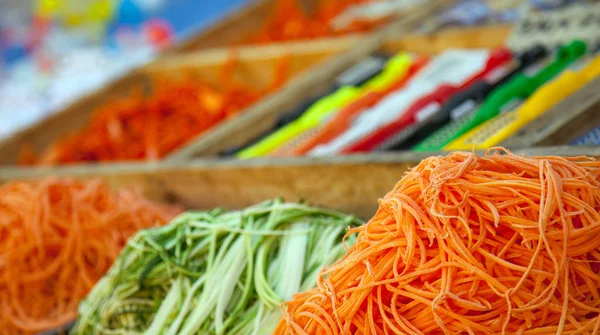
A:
0 178 181 334
250 0 385 44
276 148 600 334
20 57 290 166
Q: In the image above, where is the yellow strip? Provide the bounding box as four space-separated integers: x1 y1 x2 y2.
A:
237 86 360 158
364 53 413 92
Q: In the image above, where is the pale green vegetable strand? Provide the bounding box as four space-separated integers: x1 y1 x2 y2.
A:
73 199 361 335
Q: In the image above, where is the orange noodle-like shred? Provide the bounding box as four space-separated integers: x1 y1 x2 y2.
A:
0 178 181 335
275 148 600 334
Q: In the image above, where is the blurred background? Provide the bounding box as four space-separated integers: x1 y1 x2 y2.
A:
0 0 598 167
0 0 253 139
0 0 585 139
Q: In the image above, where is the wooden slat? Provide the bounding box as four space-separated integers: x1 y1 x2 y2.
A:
2 146 599 218
502 77 600 147
381 24 512 55
150 35 365 71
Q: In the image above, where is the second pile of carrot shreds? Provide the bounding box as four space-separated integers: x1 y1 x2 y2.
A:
21 57 289 165
276 148 600 334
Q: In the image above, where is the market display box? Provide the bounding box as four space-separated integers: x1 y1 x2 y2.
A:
165 23 520 161
0 37 360 166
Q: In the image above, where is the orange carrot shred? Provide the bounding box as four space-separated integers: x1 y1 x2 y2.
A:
0 178 181 335
275 148 600 334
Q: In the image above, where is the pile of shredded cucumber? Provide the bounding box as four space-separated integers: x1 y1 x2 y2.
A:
73 200 361 335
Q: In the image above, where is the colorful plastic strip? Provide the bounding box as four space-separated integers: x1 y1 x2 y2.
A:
344 48 513 153
287 57 429 156
413 39 586 152
388 45 548 151
220 54 390 156
445 55 600 150
310 49 494 156
236 53 412 159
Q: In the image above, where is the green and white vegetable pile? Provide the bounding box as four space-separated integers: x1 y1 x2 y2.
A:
73 200 361 335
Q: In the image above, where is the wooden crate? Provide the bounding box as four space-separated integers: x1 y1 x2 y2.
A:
1 147 598 219
168 23 600 161
1 21 594 170
0 1 455 167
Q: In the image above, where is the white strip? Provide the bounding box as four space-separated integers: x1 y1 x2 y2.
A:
331 0 425 30
450 99 478 120
415 102 441 123
411 49 490 87
484 62 515 83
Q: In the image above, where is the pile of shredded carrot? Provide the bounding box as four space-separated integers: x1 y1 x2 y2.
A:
276 148 600 334
250 0 385 43
0 178 181 335
20 57 290 165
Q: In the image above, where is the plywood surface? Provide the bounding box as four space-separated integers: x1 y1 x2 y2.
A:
381 24 512 55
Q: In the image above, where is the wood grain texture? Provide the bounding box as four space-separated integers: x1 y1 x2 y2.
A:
3 146 599 218
149 36 365 71
501 77 600 147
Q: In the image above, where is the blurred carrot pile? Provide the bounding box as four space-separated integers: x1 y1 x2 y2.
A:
0 178 181 335
250 0 387 43
19 57 289 165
